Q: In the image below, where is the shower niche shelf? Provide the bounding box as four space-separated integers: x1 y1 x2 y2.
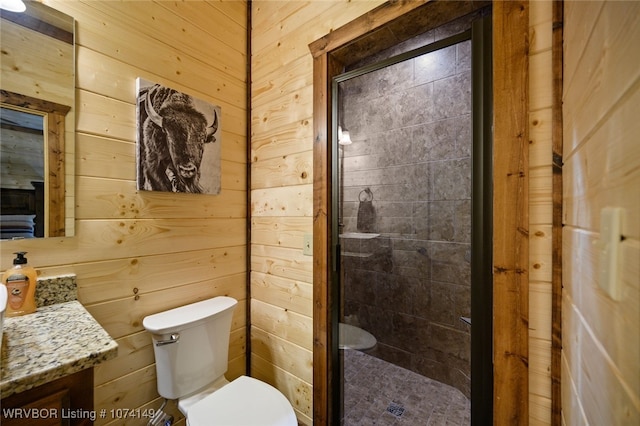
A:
339 232 380 239
341 251 374 258
339 233 380 258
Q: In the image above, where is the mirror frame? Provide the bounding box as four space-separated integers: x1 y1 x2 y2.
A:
1 1 75 239
1 89 69 237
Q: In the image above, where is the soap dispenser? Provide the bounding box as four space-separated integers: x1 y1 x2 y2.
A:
2 252 37 317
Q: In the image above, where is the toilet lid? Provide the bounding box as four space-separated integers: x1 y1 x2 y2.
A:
187 376 297 426
339 323 377 350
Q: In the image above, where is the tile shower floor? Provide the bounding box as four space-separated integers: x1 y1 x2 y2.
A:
342 349 470 425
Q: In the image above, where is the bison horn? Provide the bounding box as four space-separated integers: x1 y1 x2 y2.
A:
145 85 164 128
206 110 218 137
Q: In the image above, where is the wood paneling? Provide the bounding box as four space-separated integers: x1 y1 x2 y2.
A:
528 1 558 423
551 1 563 423
310 51 336 426
250 151 313 189
492 2 530 424
0 1 589 424
251 350 313 421
563 3 640 154
251 271 312 317
251 185 313 217
0 18 74 105
1 1 247 422
562 1 640 424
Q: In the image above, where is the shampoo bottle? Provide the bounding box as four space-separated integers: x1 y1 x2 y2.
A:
2 252 37 317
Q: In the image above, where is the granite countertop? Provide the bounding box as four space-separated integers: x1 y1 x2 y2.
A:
0 277 118 398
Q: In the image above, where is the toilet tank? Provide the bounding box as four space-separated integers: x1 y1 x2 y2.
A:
143 296 237 399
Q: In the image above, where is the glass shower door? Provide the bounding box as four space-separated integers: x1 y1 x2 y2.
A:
335 28 476 425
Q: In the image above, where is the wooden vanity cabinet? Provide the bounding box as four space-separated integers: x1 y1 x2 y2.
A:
1 368 93 426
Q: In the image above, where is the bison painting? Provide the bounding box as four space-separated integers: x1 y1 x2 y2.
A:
136 79 221 194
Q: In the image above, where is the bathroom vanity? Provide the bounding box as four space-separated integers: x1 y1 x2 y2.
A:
0 277 117 425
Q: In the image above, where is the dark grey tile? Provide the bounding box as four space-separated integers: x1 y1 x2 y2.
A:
431 158 471 201
456 41 472 74
415 45 457 85
411 119 463 163
430 282 457 326
342 349 470 425
397 82 436 128
432 72 471 121
427 201 456 241
454 200 471 243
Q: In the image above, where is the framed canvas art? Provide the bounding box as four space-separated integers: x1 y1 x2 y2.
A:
136 78 221 194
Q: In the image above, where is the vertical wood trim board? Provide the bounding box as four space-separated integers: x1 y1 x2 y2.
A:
528 0 556 423
246 0 253 378
551 1 564 423
492 1 530 424
312 52 331 425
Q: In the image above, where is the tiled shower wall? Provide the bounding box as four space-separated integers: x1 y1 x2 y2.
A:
339 22 474 397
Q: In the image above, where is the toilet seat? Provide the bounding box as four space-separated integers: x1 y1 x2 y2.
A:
339 323 377 350
187 376 297 426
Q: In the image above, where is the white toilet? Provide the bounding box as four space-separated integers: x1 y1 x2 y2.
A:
338 322 377 351
143 296 297 426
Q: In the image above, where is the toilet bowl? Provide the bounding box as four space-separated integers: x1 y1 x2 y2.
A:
143 297 297 426
339 323 377 350
187 375 296 425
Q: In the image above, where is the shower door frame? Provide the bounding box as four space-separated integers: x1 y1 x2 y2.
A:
309 2 530 425
331 18 491 425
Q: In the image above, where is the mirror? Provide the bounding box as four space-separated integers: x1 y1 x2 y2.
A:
0 1 75 239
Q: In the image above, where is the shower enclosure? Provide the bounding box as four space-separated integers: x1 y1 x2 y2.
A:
333 10 492 424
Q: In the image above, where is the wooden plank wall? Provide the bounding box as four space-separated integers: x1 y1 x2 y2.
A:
492 1 530 422
562 1 640 425
1 1 247 425
250 2 385 425
0 1 588 424
528 1 554 424
0 129 45 190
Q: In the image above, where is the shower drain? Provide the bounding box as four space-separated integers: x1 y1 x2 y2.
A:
386 402 405 418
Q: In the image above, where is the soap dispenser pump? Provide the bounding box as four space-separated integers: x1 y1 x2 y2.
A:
2 252 37 317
